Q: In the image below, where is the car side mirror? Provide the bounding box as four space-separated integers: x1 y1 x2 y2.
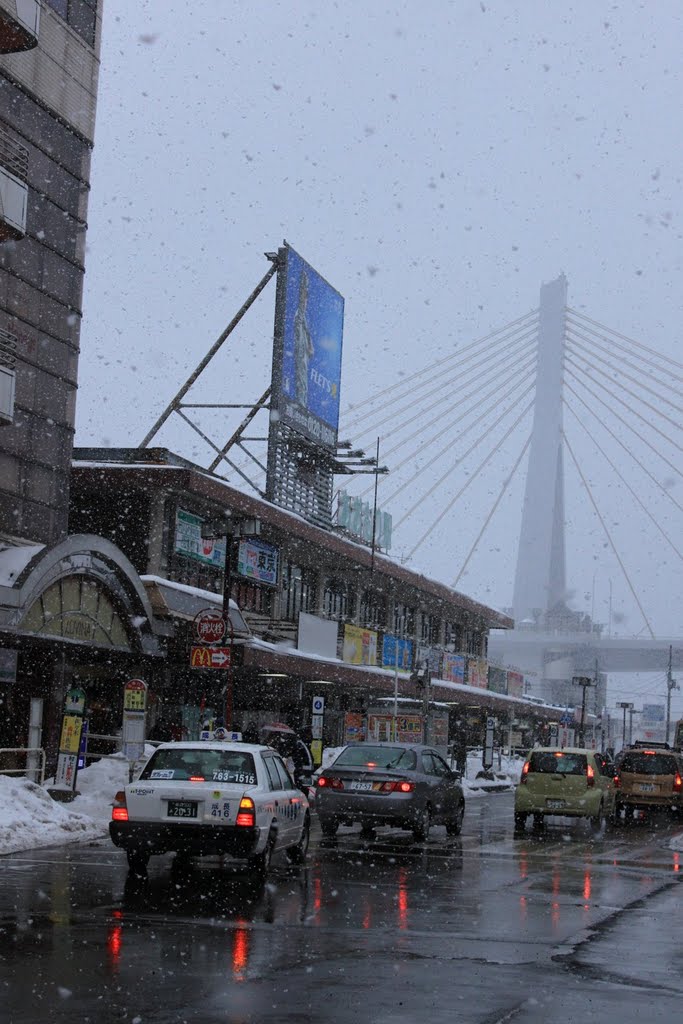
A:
297 774 313 788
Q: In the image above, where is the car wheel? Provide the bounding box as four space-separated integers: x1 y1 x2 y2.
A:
590 804 605 834
446 802 465 836
249 830 275 880
126 849 150 874
320 816 339 837
532 813 544 830
360 823 376 839
514 812 528 832
412 805 431 842
286 814 310 865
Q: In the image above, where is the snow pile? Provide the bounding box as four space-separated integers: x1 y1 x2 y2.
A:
0 751 141 856
668 832 683 852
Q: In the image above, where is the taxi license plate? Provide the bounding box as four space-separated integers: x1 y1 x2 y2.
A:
167 800 198 818
637 783 655 793
546 799 566 809
349 781 373 791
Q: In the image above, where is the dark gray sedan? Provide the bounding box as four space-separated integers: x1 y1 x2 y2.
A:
314 742 465 840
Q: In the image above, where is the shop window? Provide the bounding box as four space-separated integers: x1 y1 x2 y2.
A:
358 589 386 629
444 620 465 652
281 562 316 621
323 577 355 622
232 579 272 616
419 612 440 645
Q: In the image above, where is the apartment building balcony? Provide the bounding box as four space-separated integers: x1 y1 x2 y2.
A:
0 0 40 53
0 327 17 425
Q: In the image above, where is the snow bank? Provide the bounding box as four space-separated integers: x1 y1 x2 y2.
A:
0 751 138 856
668 832 683 852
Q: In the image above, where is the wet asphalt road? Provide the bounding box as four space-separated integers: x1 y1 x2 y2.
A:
1 794 683 1024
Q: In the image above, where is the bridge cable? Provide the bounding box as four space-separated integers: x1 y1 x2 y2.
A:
383 375 537 513
564 355 683 457
565 344 683 431
451 433 532 590
563 380 683 513
351 351 538 499
562 431 656 640
347 329 538 442
565 315 683 397
563 399 683 565
566 330 683 414
402 399 534 558
566 307 683 375
342 319 539 436
340 308 539 426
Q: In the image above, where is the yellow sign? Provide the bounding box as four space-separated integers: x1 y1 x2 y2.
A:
310 739 323 766
123 679 147 711
342 624 378 666
59 715 83 754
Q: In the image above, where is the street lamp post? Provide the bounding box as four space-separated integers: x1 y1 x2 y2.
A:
617 701 634 751
573 676 593 747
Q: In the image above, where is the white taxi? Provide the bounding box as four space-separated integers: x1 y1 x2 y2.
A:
109 741 310 877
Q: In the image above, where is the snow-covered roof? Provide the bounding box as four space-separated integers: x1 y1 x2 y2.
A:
0 542 45 588
141 575 249 634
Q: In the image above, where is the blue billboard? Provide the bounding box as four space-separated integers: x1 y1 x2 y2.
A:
272 245 344 451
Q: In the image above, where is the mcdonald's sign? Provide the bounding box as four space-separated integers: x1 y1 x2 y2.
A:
190 645 232 669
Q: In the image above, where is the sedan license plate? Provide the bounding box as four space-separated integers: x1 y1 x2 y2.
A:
349 781 373 791
637 783 655 793
167 800 198 818
546 799 566 810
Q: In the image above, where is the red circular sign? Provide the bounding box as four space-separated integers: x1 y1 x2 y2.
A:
194 609 226 645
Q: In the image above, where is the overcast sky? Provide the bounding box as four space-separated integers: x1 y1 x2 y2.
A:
76 1 683 715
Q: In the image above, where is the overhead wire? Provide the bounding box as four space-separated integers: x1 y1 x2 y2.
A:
562 430 655 640
451 433 532 590
564 354 683 458
565 315 683 400
563 399 683 565
384 374 537 512
567 307 683 375
340 308 539 428
563 379 683 515
353 347 538 500
348 327 538 443
402 398 534 559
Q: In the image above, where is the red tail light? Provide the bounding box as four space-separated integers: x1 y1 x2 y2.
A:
674 773 682 793
520 762 530 784
586 764 595 788
613 774 621 789
378 780 414 793
189 776 205 782
236 796 255 827
317 776 344 790
112 790 128 822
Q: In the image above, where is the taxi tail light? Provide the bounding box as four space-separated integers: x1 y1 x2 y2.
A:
111 790 128 822
236 796 255 827
317 776 344 790
520 761 530 784
613 774 621 789
586 764 595 788
189 776 205 782
674 773 682 793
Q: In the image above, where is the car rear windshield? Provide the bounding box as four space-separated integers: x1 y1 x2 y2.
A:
529 752 587 775
334 745 417 770
619 753 679 776
139 748 257 785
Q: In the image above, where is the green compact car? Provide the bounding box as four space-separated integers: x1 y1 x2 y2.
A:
514 747 616 832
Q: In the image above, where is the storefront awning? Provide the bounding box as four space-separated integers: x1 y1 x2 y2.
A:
141 575 250 636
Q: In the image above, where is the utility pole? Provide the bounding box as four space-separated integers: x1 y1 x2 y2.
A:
573 675 593 747
665 645 679 745
627 706 639 745
617 701 633 751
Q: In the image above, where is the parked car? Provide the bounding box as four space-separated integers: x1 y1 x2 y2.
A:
614 742 683 821
514 747 616 832
314 742 465 840
109 741 310 878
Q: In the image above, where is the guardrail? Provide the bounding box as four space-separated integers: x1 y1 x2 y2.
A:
0 746 45 784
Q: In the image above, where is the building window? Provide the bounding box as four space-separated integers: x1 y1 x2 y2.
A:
323 577 355 622
358 589 386 629
419 612 440 645
393 602 415 639
44 0 97 48
232 580 272 616
464 629 486 657
281 562 316 621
